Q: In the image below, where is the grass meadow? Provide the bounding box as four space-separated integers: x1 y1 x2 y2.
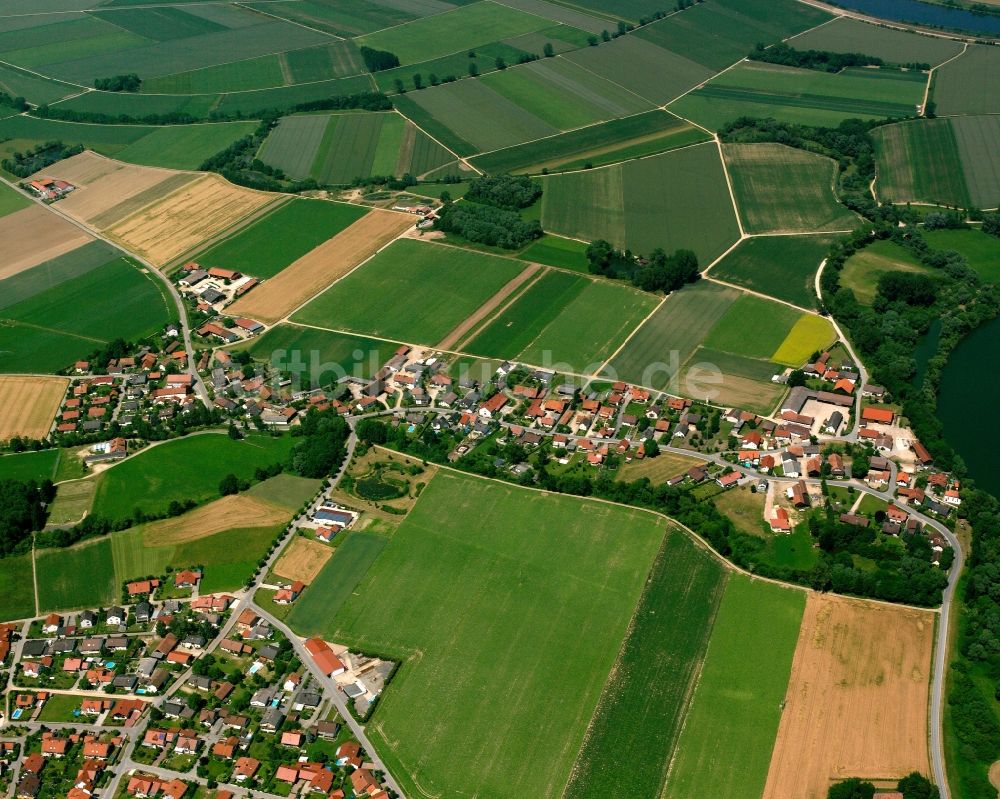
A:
564 529 726 798
286 531 388 634
663 575 805 799
0 552 35 620
91 434 295 523
244 324 395 385
292 240 526 346
708 235 835 307
323 471 665 799
0 450 59 482
0 181 30 218
196 199 367 279
840 239 931 304
519 235 590 272
36 537 117 611
924 229 1000 283
723 144 858 234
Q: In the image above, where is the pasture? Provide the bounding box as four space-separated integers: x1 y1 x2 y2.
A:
470 109 710 174
840 240 930 304
564 529 725 799
287 531 388 632
244 324 394 386
321 471 665 799
873 119 971 208
663 576 805 799
924 228 1000 283
708 235 836 307
106 174 275 267
0 552 35 621
723 144 858 234
541 143 741 264
671 61 926 131
607 281 739 390
933 45 1000 116
273 536 332 584
36 537 117 611
357 1 551 65
464 270 658 369
763 594 934 798
195 199 367 279
90 434 295 524
228 210 412 324
788 16 962 66
0 449 59 483
292 240 526 346
0 376 66 443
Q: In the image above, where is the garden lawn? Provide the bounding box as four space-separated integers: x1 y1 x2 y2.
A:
708 235 835 307
0 552 35 620
91 434 295 523
323 471 665 799
291 240 526 346
287 531 388 634
197 199 367 279
564 529 726 798
663 575 805 799
36 537 117 611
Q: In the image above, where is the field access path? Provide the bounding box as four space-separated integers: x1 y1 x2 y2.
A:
0 173 211 408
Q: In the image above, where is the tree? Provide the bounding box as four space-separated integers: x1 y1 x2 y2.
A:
468 62 479 77
827 778 875 799
896 773 938 799
94 74 141 92
644 439 660 458
393 78 405 94
227 422 242 440
359 46 400 72
543 42 555 57
219 473 240 496
601 29 611 41
982 212 1000 238
494 56 507 70
429 73 439 86
787 369 807 387
412 73 423 90
356 418 388 444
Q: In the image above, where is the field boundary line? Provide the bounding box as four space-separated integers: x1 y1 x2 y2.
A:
589 293 666 383
921 42 968 113
715 138 747 238
235 0 346 39
0 57 89 92
746 230 853 238
444 263 546 351
553 52 663 107
700 236 745 277
705 276 824 315
0 320 104 345
31 534 39 617
526 135 713 177
390 108 479 175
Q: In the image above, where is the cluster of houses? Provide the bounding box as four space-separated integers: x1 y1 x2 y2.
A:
13 730 122 799
177 263 259 313
26 177 74 201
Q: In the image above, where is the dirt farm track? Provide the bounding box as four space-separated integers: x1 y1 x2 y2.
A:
763 593 934 799
0 376 68 443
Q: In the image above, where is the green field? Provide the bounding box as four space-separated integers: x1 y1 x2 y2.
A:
0 181 30 217
286 531 388 632
47 479 96 526
113 122 258 170
519 235 589 271
949 116 1000 210
0 552 35 621
723 143 858 234
607 281 740 388
0 241 121 312
0 61 77 105
371 41 538 95
704 295 804 360
292 240 527 346
470 109 710 174
924 228 1000 283
933 44 1000 116
541 143 741 264
241 0 426 37
259 112 456 184
564 529 726 798
357 1 551 65
464 270 657 368
195 199 367 279
663 575 805 799
0 256 173 374
708 234 835 307
321 471 665 799
243 324 396 386
873 118 971 208
245 473 321 512
0 450 59 482
788 16 962 66
91 434 296 524
671 61 926 131
840 239 931 304
634 0 831 72
36 537 116 611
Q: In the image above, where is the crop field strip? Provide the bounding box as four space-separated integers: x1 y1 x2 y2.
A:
932 44 1000 116
0 551 35 621
0 205 93 280
872 119 972 208
0 376 67 443
563 528 727 798
722 143 859 234
662 575 805 799
242 325 397 384
239 0 435 38
671 61 927 131
318 471 666 799
788 16 963 66
541 143 741 265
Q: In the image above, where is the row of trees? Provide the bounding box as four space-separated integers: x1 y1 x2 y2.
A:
93 73 141 92
828 772 937 798
749 42 889 73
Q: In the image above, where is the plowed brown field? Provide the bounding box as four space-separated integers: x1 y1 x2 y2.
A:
141 493 289 546
272 536 332 584
0 205 91 279
762 593 933 799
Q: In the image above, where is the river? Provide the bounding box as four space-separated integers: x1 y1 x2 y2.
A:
936 314 1000 496
829 0 1000 35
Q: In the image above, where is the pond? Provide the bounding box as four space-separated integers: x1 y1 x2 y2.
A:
829 0 1000 35
937 314 1000 496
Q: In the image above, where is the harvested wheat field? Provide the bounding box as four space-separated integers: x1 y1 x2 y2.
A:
272 536 332 584
142 493 290 546
228 209 412 323
0 376 68 442
107 174 275 267
762 593 933 799
0 205 91 279
32 151 195 227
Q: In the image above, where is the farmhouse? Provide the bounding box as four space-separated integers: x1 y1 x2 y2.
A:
861 406 894 426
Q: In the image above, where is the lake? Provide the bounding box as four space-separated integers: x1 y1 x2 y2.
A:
829 0 1000 35
937 314 1000 496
